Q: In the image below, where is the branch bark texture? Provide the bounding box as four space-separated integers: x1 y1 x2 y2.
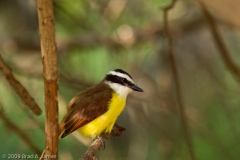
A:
0 54 42 115
37 0 58 159
79 124 126 160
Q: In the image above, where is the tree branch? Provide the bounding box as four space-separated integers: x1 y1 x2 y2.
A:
0 110 41 155
0 53 42 115
199 1 240 79
79 124 126 160
37 0 58 159
163 1 196 160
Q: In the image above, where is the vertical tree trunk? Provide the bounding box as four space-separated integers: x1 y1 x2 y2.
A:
37 0 58 159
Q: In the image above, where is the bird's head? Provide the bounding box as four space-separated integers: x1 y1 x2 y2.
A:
104 69 143 97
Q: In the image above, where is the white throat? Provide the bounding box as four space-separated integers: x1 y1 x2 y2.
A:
105 81 132 98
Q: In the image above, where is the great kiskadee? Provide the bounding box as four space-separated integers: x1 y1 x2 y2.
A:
59 69 143 139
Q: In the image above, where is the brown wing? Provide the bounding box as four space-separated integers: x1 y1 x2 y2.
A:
59 83 113 138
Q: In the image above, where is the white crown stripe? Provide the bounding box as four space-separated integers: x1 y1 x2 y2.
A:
108 71 134 84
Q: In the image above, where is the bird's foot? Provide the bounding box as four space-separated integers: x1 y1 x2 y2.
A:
112 124 126 137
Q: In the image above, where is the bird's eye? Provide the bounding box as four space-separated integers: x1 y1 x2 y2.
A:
122 78 127 83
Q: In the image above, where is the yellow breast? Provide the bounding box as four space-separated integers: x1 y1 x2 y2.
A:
78 92 126 138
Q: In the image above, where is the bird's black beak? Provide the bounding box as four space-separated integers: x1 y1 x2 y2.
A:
128 83 144 92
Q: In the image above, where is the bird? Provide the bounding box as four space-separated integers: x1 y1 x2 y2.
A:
58 69 144 140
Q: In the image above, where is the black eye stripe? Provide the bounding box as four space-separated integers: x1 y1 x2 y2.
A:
105 75 133 86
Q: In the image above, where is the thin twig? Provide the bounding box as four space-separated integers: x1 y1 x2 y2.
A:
163 1 196 160
0 53 42 116
199 1 240 80
79 124 126 160
37 0 59 159
0 110 41 155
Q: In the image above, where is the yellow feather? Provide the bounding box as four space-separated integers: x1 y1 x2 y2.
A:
77 92 126 138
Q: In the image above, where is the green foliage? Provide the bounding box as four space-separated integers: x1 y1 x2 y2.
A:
0 0 240 160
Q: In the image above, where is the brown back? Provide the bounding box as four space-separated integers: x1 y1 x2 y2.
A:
59 82 113 138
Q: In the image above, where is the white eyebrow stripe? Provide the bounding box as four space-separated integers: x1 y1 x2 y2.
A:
108 71 134 84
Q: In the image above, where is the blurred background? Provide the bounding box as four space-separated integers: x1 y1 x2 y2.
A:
0 0 240 159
